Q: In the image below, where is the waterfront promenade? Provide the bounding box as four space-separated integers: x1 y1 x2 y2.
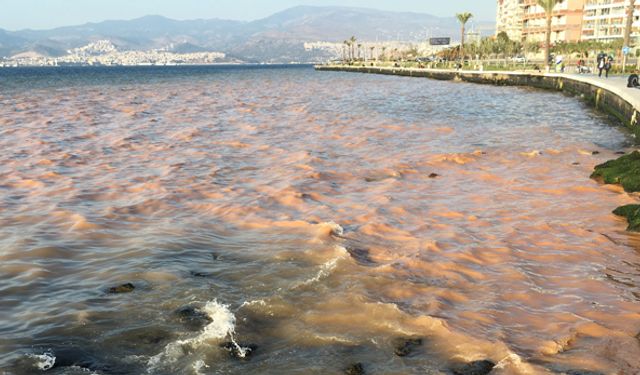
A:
316 64 640 135
549 73 640 111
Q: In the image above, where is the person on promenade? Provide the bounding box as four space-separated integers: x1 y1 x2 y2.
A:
597 51 607 77
555 55 564 73
577 59 589 74
604 55 613 78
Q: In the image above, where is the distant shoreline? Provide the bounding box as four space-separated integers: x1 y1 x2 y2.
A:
0 62 318 69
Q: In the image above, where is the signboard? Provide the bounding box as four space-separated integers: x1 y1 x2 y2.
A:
623 46 631 55
429 37 451 46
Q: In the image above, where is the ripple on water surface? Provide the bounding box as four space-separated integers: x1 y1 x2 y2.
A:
1 65 640 374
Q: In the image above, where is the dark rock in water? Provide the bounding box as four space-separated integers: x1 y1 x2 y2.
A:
220 342 257 359
429 173 440 178
392 337 423 357
451 360 496 375
212 253 222 261
111 326 172 346
175 306 212 330
572 162 580 166
190 271 211 278
591 151 640 193
616 151 626 155
613 204 640 232
47 348 116 373
566 370 605 375
346 246 375 266
345 362 365 375
592 151 600 155
108 283 135 294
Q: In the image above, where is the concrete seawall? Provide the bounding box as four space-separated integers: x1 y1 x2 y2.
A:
315 65 640 138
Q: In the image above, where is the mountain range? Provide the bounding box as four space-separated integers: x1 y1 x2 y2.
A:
0 6 495 63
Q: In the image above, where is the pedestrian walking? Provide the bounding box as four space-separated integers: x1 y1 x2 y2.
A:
597 51 606 77
604 55 613 78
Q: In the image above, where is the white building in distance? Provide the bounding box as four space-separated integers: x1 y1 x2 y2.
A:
582 0 640 43
496 0 524 41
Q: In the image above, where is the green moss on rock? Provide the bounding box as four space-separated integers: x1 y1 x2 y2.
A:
591 151 640 192
613 204 640 231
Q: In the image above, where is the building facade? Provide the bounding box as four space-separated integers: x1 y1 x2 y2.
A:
521 0 586 43
496 0 524 40
582 0 640 43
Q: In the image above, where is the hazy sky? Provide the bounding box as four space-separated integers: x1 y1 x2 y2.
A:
0 0 495 31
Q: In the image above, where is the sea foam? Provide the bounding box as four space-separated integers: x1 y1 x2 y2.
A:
147 300 247 373
29 352 56 371
294 246 348 288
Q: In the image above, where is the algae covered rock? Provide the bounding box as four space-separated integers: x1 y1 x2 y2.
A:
613 204 640 231
392 337 423 357
591 151 640 192
108 283 135 294
344 363 365 375
451 360 496 375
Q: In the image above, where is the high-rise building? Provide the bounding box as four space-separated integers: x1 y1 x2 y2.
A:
582 0 640 43
496 0 524 40
521 0 586 43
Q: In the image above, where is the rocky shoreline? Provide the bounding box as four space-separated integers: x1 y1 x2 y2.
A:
592 151 640 231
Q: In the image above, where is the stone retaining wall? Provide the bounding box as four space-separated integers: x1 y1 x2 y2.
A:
315 65 640 138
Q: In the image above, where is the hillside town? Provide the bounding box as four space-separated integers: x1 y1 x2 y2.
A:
0 40 228 67
303 38 477 61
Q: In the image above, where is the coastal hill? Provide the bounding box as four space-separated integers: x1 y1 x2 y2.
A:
0 6 494 63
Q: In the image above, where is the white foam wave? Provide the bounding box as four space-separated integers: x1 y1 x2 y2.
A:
66 366 101 374
295 246 348 288
147 300 241 373
29 352 56 371
324 221 344 236
239 299 267 309
494 353 536 374
192 360 209 375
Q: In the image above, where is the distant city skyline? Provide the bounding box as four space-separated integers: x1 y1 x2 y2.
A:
0 0 495 31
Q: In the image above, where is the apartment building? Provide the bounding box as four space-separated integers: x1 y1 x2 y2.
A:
582 0 640 43
521 0 586 43
496 0 524 40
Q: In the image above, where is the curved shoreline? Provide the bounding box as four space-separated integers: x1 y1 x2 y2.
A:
315 65 640 138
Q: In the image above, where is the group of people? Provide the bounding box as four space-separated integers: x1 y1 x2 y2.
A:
596 52 614 78
574 52 613 77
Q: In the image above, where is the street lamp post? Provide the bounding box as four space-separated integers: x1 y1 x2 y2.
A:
623 0 636 73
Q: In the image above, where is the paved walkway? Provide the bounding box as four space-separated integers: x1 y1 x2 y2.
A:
320 65 640 112
550 73 640 110
420 67 640 110
415 67 640 110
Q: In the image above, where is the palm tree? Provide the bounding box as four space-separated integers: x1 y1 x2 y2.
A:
343 40 350 62
357 44 362 60
536 0 562 70
350 36 357 62
623 0 636 72
370 46 376 62
456 12 473 62
343 40 349 62
381 46 387 61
